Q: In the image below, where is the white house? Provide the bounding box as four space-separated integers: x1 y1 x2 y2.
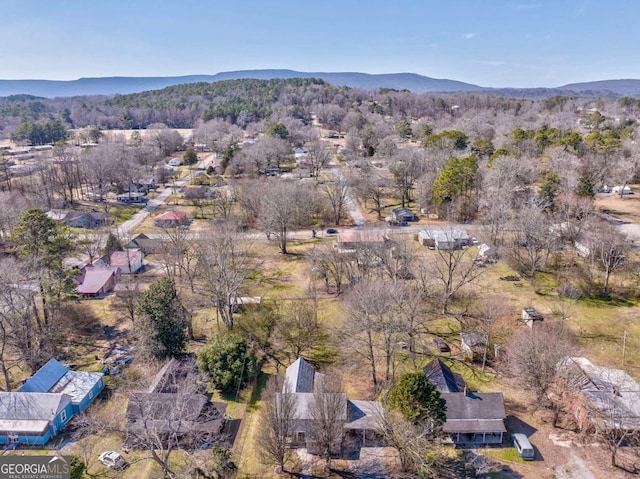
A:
168 157 184 167
109 250 144 274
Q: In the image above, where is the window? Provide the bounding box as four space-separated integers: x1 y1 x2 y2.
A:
60 410 67 423
89 391 93 400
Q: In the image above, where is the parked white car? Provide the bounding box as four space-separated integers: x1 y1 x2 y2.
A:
98 451 127 469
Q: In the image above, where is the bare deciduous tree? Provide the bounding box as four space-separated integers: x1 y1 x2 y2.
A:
305 141 332 180
509 203 557 278
276 298 326 361
505 322 576 426
308 374 346 471
423 229 484 313
124 363 227 479
259 180 311 254
195 229 257 329
256 376 297 472
322 176 351 226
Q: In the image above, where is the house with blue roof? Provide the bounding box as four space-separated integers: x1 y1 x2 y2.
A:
0 359 104 447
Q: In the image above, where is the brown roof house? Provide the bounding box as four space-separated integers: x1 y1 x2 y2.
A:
424 358 506 445
76 266 120 298
336 229 388 252
154 210 189 228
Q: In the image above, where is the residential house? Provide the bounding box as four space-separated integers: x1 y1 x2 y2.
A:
281 358 382 453
154 210 189 228
168 157 184 167
125 393 227 448
76 266 120 298
336 229 387 252
423 358 506 445
559 357 640 433
117 192 148 204
46 210 107 229
0 359 104 446
0 393 74 447
391 207 417 224
126 233 164 254
19 359 105 415
521 307 544 328
110 250 144 274
125 358 228 448
418 228 470 250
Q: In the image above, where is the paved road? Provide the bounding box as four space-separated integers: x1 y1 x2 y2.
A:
119 166 205 235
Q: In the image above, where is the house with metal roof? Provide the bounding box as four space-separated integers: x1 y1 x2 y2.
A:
560 357 640 433
418 228 470 250
76 266 120 298
281 358 382 453
0 359 104 446
0 392 74 447
18 358 105 415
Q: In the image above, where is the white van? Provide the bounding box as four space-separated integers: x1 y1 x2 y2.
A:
512 433 535 460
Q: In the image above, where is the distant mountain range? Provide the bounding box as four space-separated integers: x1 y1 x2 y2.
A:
1 69 639 98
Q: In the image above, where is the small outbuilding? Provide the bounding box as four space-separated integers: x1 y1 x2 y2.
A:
391 207 417 224
521 307 544 328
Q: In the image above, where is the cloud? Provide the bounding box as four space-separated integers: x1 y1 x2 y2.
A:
463 33 476 40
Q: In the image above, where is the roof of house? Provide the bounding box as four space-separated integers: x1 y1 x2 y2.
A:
424 358 466 393
392 207 415 216
18 359 103 405
419 228 469 242
288 392 348 422
127 233 163 250
337 229 387 245
0 392 71 432
76 267 118 294
110 250 143 267
126 393 226 435
155 210 187 221
285 358 317 393
561 357 640 430
18 359 68 394
344 400 382 431
441 392 506 434
126 393 209 421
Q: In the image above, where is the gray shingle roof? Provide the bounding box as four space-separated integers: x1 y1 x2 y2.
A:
424 358 466 393
441 391 506 434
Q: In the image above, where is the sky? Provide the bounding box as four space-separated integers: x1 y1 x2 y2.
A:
1 0 639 88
